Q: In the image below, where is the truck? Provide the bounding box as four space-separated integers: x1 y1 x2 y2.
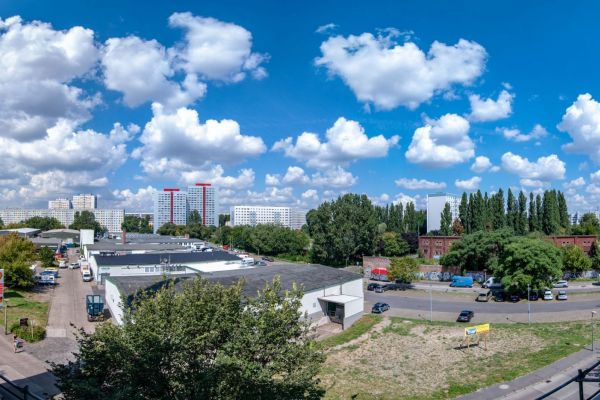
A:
81 262 92 282
483 277 503 289
86 295 104 322
449 275 474 288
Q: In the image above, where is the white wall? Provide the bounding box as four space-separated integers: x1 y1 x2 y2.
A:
301 289 324 316
344 297 363 317
323 285 341 296
105 279 124 325
341 279 363 297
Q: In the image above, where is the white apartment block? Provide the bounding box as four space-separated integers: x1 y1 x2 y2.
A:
187 184 217 227
72 194 97 209
0 209 124 233
48 198 71 209
230 206 306 229
153 189 188 233
426 193 460 233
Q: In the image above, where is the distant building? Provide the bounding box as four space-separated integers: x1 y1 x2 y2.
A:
0 208 124 234
72 194 97 209
418 236 462 259
0 228 41 238
546 235 597 255
187 184 217 227
91 209 125 233
48 198 71 209
153 189 188 233
426 193 460 233
230 206 306 229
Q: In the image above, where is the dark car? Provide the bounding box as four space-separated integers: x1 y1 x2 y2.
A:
385 283 405 291
371 302 390 313
261 256 274 262
367 283 378 291
509 294 520 303
374 284 388 293
457 310 474 322
529 292 539 301
494 292 505 302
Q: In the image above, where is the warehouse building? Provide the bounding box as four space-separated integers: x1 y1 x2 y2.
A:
41 229 80 242
105 263 364 328
89 251 243 284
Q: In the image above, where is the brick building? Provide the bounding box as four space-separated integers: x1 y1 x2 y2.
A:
545 235 597 255
418 236 461 259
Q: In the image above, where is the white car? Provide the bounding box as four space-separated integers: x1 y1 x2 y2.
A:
543 290 553 301
557 290 568 301
554 280 569 288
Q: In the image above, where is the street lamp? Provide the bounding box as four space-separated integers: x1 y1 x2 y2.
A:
527 284 531 324
429 280 433 323
592 311 597 352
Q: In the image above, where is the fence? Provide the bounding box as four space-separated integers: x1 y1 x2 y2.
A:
535 358 600 400
0 372 45 400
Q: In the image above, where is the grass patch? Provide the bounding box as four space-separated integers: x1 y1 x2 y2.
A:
3 289 49 337
383 319 414 336
318 314 382 349
273 253 310 263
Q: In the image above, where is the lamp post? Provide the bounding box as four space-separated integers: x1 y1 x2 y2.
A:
527 284 531 324
429 281 433 323
592 311 597 352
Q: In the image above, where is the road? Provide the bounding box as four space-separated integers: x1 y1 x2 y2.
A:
411 280 600 293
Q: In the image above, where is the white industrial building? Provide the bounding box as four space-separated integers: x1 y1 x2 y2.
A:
230 206 306 229
0 208 124 234
104 263 364 327
426 193 460 233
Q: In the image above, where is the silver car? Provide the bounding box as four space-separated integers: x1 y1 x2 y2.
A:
557 290 568 301
543 290 553 301
554 280 569 288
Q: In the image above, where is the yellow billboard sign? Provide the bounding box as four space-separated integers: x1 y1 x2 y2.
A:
465 323 490 336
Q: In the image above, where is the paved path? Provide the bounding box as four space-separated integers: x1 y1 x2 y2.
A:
459 342 600 400
411 280 600 293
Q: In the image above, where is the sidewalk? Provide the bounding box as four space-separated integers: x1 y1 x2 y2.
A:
459 341 600 400
0 330 59 399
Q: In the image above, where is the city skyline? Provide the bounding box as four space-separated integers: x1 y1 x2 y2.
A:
2 2 600 213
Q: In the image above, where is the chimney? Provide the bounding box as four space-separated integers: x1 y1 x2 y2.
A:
122 229 127 244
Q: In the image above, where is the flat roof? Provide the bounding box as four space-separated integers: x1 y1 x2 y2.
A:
318 294 362 304
106 263 362 298
30 237 63 244
98 236 201 245
0 228 41 234
43 229 79 234
94 251 240 266
86 243 193 252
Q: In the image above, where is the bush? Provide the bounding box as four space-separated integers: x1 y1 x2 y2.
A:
10 322 46 342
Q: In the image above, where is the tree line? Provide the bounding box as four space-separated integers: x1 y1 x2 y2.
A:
439 188 570 236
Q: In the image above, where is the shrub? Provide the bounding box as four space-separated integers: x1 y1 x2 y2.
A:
10 322 46 342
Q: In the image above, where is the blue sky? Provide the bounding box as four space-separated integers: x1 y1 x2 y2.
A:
1 1 600 213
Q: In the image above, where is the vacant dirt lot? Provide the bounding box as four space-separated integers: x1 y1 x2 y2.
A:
320 318 556 399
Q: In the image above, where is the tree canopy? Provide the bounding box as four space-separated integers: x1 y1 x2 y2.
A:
121 215 152 234
0 234 36 288
52 277 324 400
440 229 514 272
69 211 106 236
387 257 418 283
381 232 410 257
561 244 592 273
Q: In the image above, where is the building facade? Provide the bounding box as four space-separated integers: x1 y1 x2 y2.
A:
546 235 597 255
153 189 188 232
48 198 71 209
426 193 460 233
418 236 462 259
72 194 97 209
230 206 298 228
0 208 124 233
187 184 217 227
290 209 307 230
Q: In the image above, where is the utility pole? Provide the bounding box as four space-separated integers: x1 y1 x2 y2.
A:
3 300 7 335
527 284 531 324
429 281 433 323
592 311 597 352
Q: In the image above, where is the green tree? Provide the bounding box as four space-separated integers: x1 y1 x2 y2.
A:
38 246 56 268
439 203 452 235
535 194 543 232
382 232 409 257
558 191 570 230
52 277 324 400
121 215 152 234
23 216 64 231
387 257 418 283
218 214 230 227
528 192 537 232
0 234 36 288
70 211 106 236
0 216 3 228
561 244 592 273
541 190 560 235
404 202 417 233
590 241 600 274
516 191 528 235
490 189 505 230
494 236 563 292
307 194 378 266
440 229 514 273
156 223 187 236
572 213 600 235
188 210 202 225
506 188 517 230
459 193 469 234
470 190 485 232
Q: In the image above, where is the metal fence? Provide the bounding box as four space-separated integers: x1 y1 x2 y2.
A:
0 372 46 400
535 359 600 400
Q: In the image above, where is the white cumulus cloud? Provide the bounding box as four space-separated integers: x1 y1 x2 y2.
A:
501 152 566 181
470 156 499 173
557 93 600 163
310 166 358 188
395 178 446 190
405 114 475 168
468 90 513 122
282 166 310 185
455 176 481 190
315 31 486 110
498 124 548 143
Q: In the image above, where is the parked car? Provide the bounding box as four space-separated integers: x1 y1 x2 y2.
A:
476 290 492 302
367 283 379 291
373 284 385 293
254 261 267 266
385 283 405 291
528 292 539 301
43 268 59 278
371 302 390 313
69 262 80 269
457 310 474 322
554 280 569 288
509 294 520 303
557 290 568 301
543 290 553 301
483 277 503 289
37 274 55 285
493 291 505 302
262 256 274 262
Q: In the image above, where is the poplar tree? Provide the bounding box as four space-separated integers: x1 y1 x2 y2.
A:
506 189 517 231
517 191 528 235
542 190 560 235
440 203 453 235
529 192 538 232
459 193 469 233
557 191 570 230
535 193 543 232
491 189 505 230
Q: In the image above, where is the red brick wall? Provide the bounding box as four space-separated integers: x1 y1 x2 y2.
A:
418 236 461 258
362 256 391 270
546 235 597 255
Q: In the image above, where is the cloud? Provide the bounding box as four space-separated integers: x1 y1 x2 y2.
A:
272 117 398 168
282 166 310 185
470 155 499 173
395 178 446 190
181 166 255 189
265 174 280 186
468 89 513 122
455 176 481 190
565 177 586 188
316 23 337 34
110 186 157 210
134 103 266 178
169 12 267 82
405 113 475 168
301 189 319 202
558 93 600 163
590 170 600 184
310 166 357 188
315 31 486 110
498 124 548 143
0 16 100 140
520 179 547 188
501 152 566 181
392 193 417 206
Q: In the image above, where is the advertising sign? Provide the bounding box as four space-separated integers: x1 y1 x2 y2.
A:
0 268 4 307
464 323 490 336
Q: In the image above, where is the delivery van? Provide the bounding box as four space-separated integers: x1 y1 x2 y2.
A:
450 275 474 288
483 277 503 289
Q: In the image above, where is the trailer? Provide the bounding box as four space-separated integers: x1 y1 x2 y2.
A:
86 295 104 322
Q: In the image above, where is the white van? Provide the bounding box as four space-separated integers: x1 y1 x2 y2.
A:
483 277 502 289
241 257 255 266
82 270 92 282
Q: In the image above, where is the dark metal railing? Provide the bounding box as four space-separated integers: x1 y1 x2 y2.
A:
0 372 45 400
535 358 600 400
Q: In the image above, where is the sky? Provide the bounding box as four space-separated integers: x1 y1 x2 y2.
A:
1 0 600 213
